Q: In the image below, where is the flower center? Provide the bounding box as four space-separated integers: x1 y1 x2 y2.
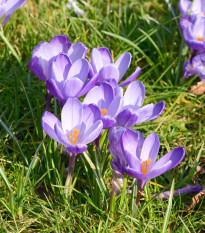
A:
101 108 108 117
201 11 205 15
69 129 80 145
141 158 152 175
197 35 203 42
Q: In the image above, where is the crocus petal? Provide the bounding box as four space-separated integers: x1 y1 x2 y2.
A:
83 82 114 109
29 56 46 81
67 144 88 154
123 81 145 109
102 115 116 129
76 73 99 98
46 79 65 101
115 52 131 81
123 150 141 172
192 0 205 15
153 184 204 200
50 53 72 82
48 34 71 54
140 133 160 169
54 121 69 146
179 0 191 15
62 77 84 98
114 86 123 97
107 96 123 118
98 64 120 84
67 58 89 83
80 120 103 144
119 66 141 87
67 42 88 63
61 98 83 132
116 108 139 128
121 129 144 161
147 147 185 180
41 111 62 144
91 47 112 73
1 0 26 26
135 101 165 124
81 104 102 132
123 166 145 180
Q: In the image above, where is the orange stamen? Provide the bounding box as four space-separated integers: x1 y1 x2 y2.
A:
197 35 203 42
201 11 205 15
141 158 152 175
69 129 80 145
101 108 108 117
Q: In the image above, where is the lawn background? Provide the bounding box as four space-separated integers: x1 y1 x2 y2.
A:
0 0 204 232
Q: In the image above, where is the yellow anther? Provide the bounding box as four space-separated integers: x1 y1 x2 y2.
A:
69 129 80 145
197 35 203 42
101 108 108 117
141 158 152 175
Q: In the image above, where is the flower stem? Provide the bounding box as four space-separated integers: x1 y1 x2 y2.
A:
45 92 53 111
136 181 143 205
64 153 76 198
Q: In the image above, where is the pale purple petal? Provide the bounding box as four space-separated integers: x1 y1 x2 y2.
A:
123 81 145 109
48 34 71 54
46 79 65 101
107 97 123 118
76 73 99 98
83 82 114 109
67 59 89 83
50 53 72 82
91 47 112 73
67 144 87 154
41 111 62 144
140 133 160 169
147 147 185 180
67 42 88 63
29 56 46 81
119 66 141 87
135 101 165 124
54 121 69 146
116 108 139 128
1 0 26 26
115 52 131 81
98 64 120 84
123 151 141 172
61 98 83 132
179 0 191 15
80 120 103 144
153 184 204 200
123 166 145 180
121 129 144 161
102 115 116 129
62 78 84 98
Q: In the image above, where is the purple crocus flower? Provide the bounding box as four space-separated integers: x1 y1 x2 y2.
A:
46 53 99 104
183 16 205 51
183 52 205 82
29 34 88 81
121 131 185 204
41 98 103 154
83 82 123 128
108 127 144 196
89 47 141 87
0 0 26 26
179 0 205 17
115 81 165 128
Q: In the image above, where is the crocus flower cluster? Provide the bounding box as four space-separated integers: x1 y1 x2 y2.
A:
30 34 186 205
0 0 26 26
179 0 205 82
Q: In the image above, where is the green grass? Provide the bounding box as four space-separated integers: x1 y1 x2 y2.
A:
0 0 205 232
